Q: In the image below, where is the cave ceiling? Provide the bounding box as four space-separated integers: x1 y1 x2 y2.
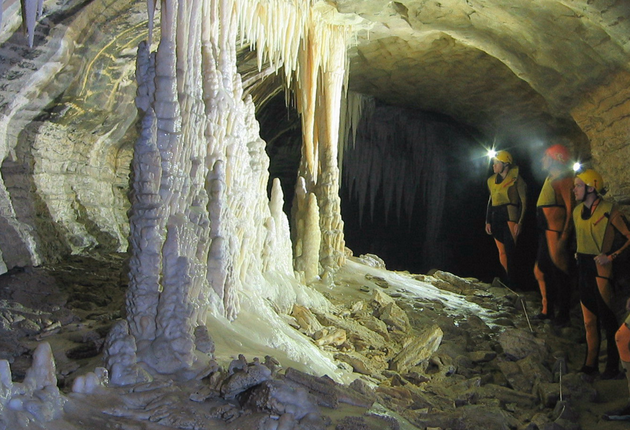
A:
330 0 630 143
4 0 629 156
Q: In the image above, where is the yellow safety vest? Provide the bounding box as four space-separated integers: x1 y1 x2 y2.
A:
573 199 614 255
537 176 557 207
487 166 520 207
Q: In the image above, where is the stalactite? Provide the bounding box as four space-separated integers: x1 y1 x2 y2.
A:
147 0 157 46
338 92 373 183
20 0 37 47
342 104 457 267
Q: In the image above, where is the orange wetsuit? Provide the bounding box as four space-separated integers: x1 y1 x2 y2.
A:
534 172 574 322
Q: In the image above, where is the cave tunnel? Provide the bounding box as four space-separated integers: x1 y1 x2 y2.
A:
1 1 630 428
1 0 627 284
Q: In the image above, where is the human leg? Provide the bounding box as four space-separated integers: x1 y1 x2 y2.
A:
595 267 620 377
504 221 518 289
604 322 630 421
534 262 549 317
580 302 600 372
553 269 572 325
616 322 630 394
534 230 550 317
546 229 572 323
494 238 508 276
577 255 601 372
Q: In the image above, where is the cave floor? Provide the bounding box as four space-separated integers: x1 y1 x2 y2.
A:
0 254 629 429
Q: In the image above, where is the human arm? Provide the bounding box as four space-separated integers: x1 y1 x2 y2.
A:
606 210 630 260
515 176 527 234
595 208 630 265
557 176 575 242
485 195 492 235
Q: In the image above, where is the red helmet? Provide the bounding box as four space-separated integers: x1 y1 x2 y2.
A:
545 144 570 164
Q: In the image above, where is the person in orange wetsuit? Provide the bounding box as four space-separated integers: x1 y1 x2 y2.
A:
485 150 527 290
533 144 575 326
573 169 630 379
606 298 630 420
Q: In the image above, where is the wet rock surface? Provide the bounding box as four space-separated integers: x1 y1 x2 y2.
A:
0 254 629 429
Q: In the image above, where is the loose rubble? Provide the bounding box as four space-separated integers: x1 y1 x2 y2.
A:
0 254 628 429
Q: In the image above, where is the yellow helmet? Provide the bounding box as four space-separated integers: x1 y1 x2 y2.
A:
494 150 513 164
576 169 604 193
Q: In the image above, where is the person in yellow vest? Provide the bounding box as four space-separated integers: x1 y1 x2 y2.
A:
573 168 630 378
533 144 575 326
485 150 527 289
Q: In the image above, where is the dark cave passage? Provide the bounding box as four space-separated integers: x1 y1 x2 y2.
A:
258 94 543 289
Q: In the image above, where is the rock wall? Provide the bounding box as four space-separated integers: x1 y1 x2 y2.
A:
0 0 142 272
571 70 630 204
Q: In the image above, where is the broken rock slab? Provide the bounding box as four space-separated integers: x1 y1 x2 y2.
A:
239 379 319 420
292 304 323 335
497 359 533 393
220 362 272 399
390 324 443 374
313 327 347 347
335 351 388 375
469 350 497 363
498 328 549 362
496 354 554 395
536 374 597 408
314 311 387 353
355 254 386 268
379 302 411 332
432 270 480 293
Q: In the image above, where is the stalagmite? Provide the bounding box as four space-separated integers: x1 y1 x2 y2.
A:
71 368 109 394
0 360 12 413
122 0 361 375
292 176 320 283
302 191 322 283
266 177 294 274
1 343 67 424
23 342 57 391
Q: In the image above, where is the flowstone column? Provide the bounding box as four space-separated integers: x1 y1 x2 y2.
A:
125 0 292 375
292 20 348 282
316 28 347 275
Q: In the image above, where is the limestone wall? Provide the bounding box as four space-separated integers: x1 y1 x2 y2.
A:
571 70 630 205
0 0 141 272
